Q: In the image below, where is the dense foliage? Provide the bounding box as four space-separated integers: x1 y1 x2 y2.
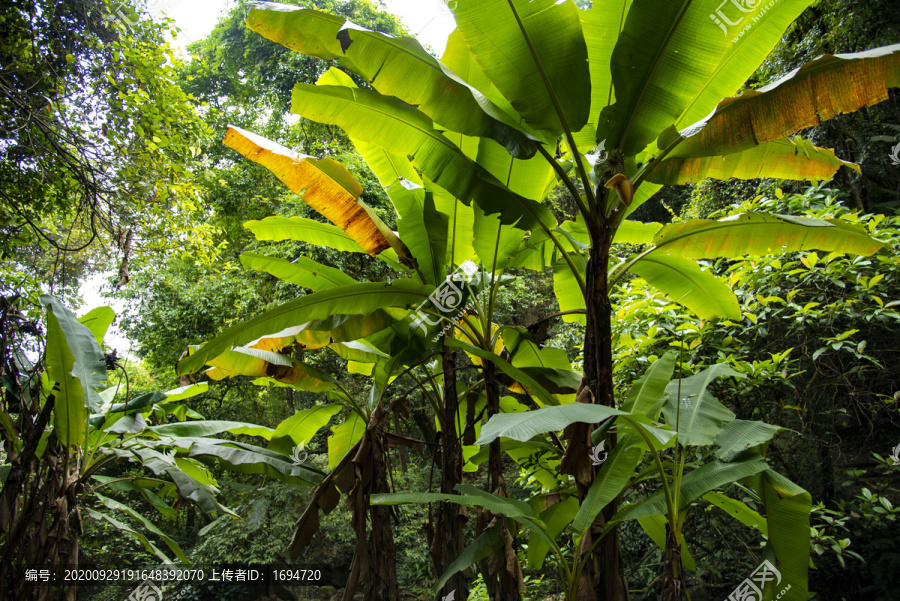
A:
0 1 898 601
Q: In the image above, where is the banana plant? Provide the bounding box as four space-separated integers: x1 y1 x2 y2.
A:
221 2 898 598
0 296 328 599
373 351 802 601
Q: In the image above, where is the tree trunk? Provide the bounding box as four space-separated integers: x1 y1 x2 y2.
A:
429 346 469 600
581 208 628 601
477 361 523 601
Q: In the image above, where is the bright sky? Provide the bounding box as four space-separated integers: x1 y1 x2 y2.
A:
83 0 457 352
152 0 458 55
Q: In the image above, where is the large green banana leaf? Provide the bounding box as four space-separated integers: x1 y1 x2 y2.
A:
628 254 742 320
714 419 782 461
290 83 556 232
268 404 342 455
77 306 115 345
660 364 742 446
86 508 177 565
599 0 819 157
244 216 366 253
743 469 811 601
439 30 551 147
702 491 768 536
598 1 731 156
621 351 677 417
246 3 535 158
41 296 107 446
452 0 591 137
94 493 190 564
186 440 325 486
647 137 860 185
572 440 643 534
177 281 432 375
476 403 625 445
240 253 356 290
328 412 365 471
673 44 900 157
615 456 769 521
526 496 579 570
573 0 632 149
434 526 504 594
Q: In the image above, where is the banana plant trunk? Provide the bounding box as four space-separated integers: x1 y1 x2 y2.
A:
430 346 469 600
583 209 628 601
661 523 686 601
478 361 523 601
0 390 82 601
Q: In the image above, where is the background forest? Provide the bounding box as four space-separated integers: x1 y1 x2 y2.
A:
0 0 899 601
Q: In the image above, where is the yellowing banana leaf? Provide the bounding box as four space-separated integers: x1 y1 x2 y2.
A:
650 212 888 259
673 0 813 131
628 255 741 320
240 253 357 290
223 126 408 258
244 324 333 353
648 137 860 185
246 3 536 158
452 0 590 136
675 44 900 157
290 83 556 232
